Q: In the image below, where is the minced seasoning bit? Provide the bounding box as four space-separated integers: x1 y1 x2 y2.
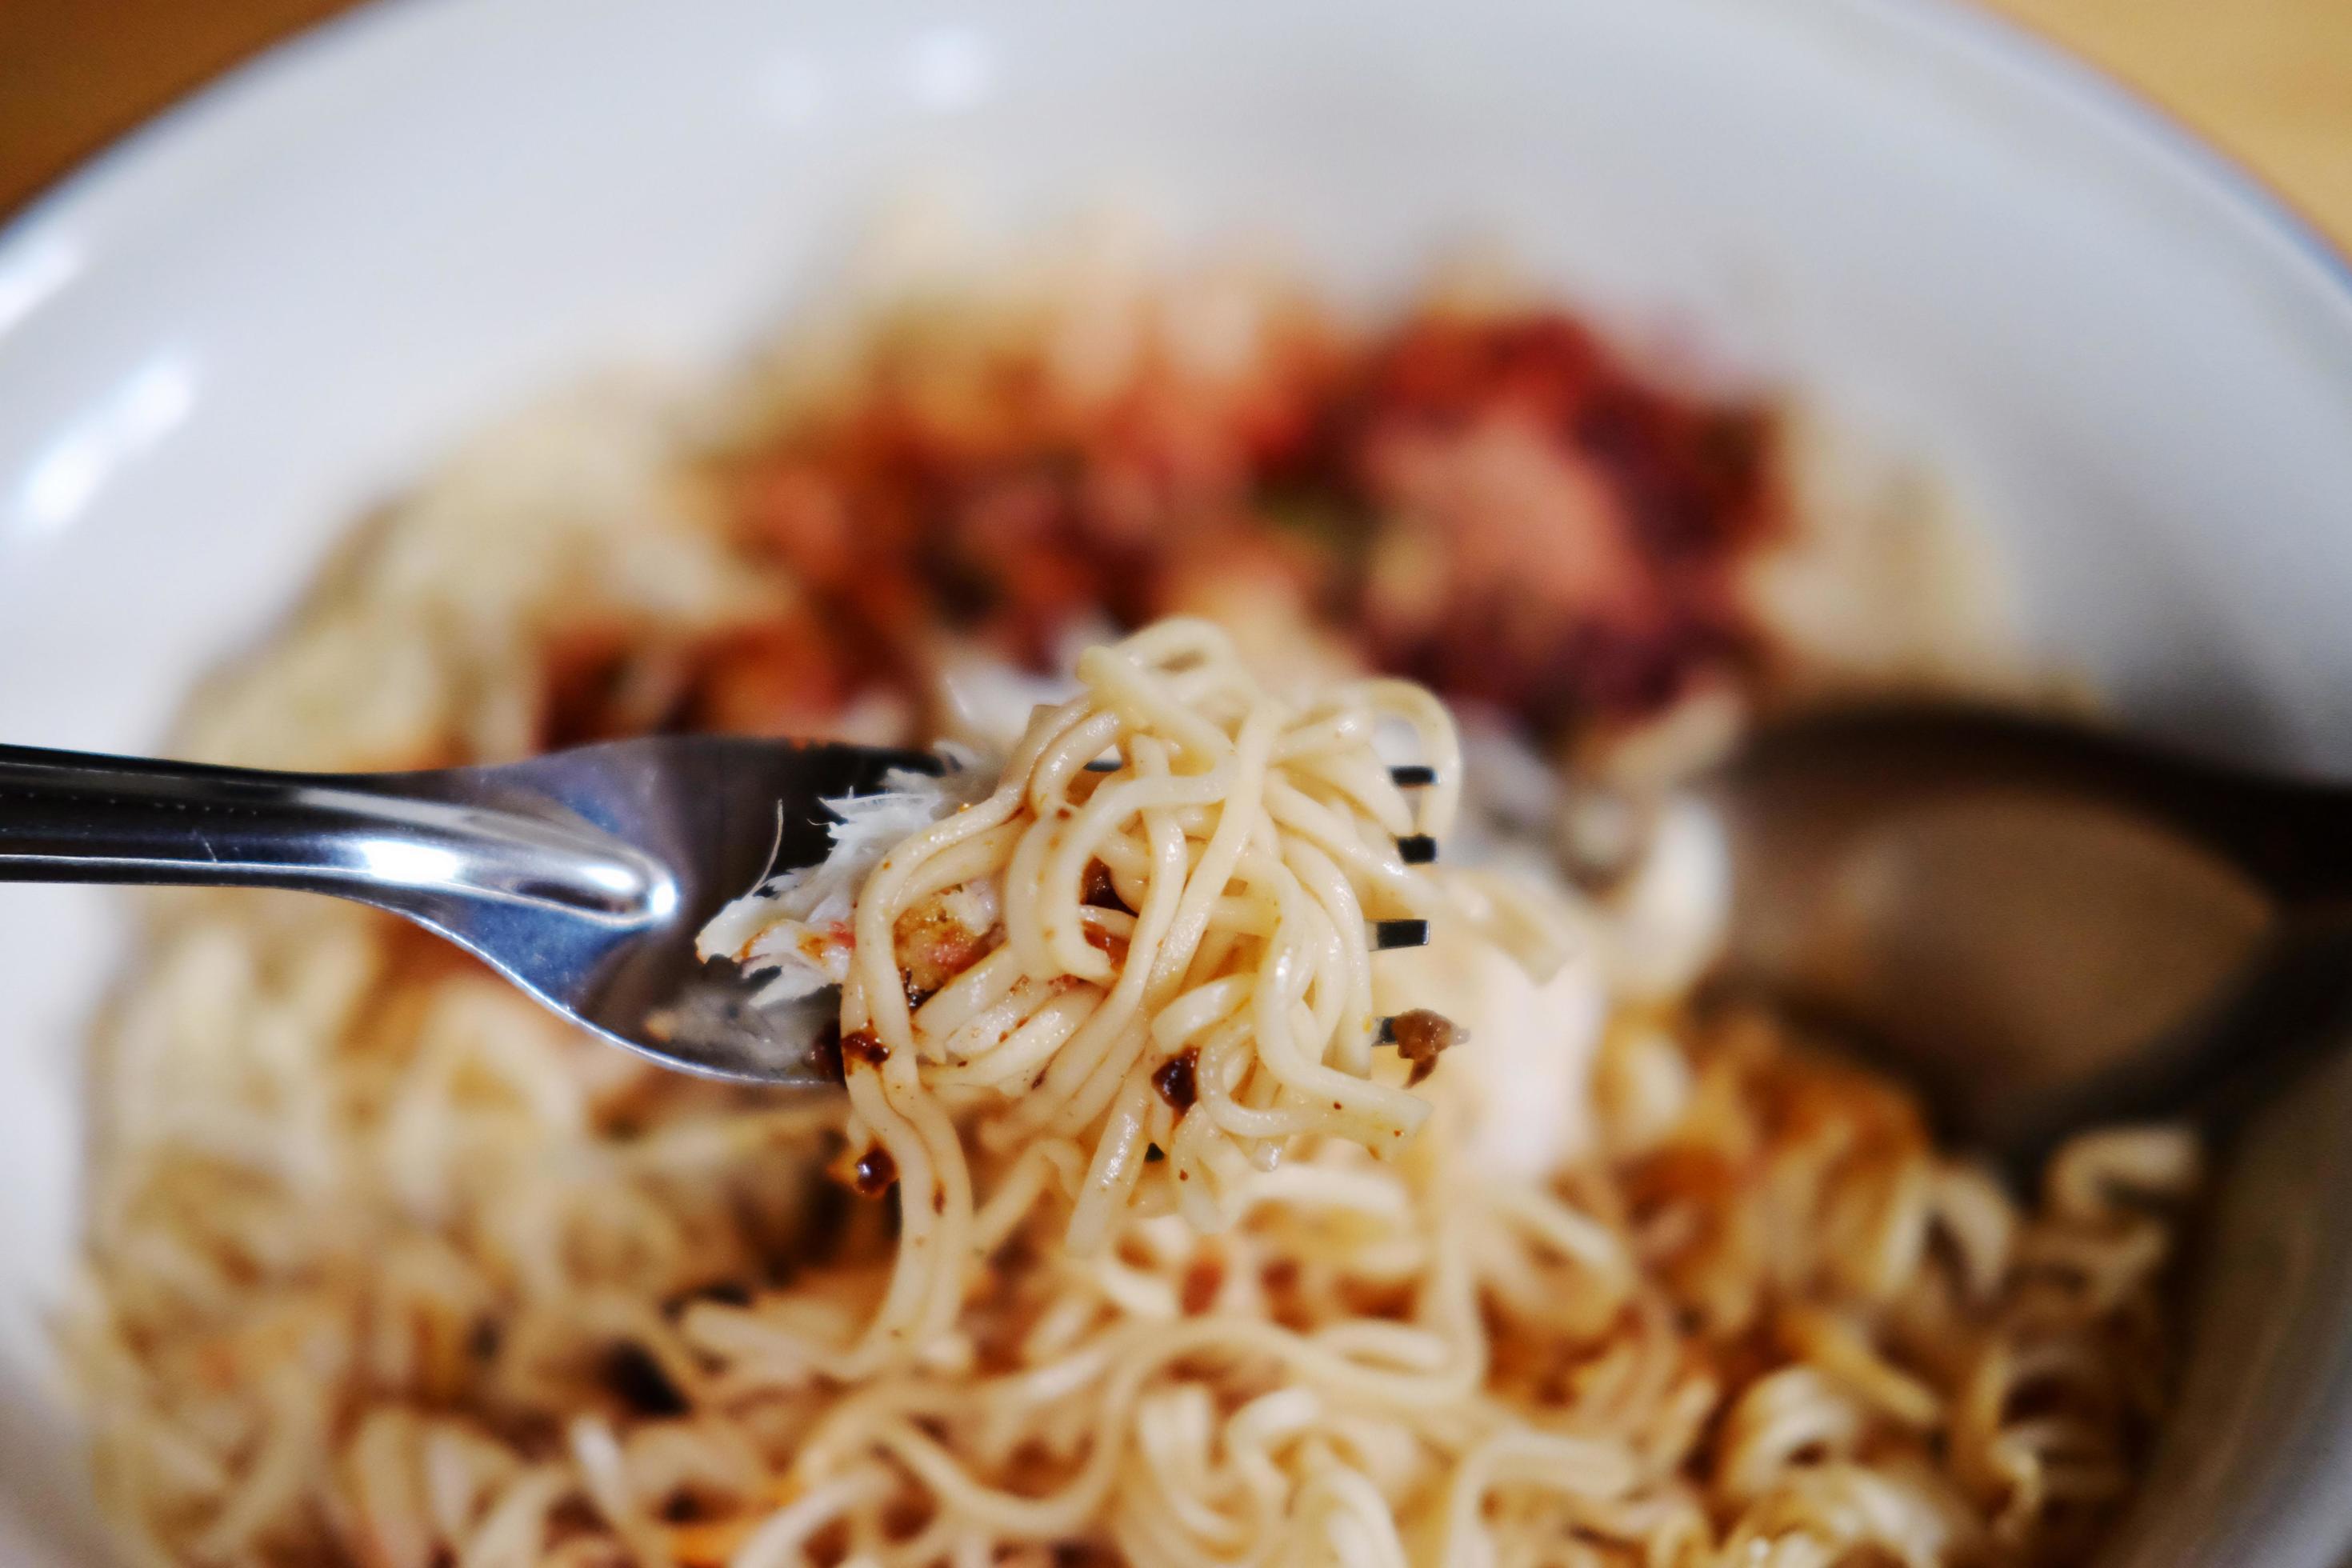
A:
1386 1009 1463 1087
602 1342 690 1417
851 1146 898 1196
840 1029 890 1069
1081 859 1134 914
1152 1047 1200 1113
1180 1254 1224 1314
895 900 992 995
806 1022 846 1086
690 1280 754 1307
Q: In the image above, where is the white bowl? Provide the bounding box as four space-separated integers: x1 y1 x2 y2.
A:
6 1 2352 1562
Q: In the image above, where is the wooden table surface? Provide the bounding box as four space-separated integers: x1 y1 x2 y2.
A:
3 0 2349 245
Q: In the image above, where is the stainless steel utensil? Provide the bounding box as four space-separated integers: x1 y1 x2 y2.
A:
1703 702 2352 1164
0 738 928 1086
1697 702 2352 1568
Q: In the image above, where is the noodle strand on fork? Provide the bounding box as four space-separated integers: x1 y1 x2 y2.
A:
711 618 1483 1365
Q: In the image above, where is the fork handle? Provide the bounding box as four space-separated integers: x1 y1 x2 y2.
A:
0 743 665 922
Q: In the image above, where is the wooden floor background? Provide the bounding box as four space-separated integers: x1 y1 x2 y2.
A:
2 1 2348 242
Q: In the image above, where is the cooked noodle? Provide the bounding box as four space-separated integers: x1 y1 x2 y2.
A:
64 272 2194 1568
700 618 1514 1374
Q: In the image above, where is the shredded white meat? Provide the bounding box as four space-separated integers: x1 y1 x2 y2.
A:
696 752 996 1004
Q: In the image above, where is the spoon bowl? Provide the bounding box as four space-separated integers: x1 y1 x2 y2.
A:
1702 704 2352 1162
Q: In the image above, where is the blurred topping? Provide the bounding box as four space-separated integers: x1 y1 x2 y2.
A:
650 298 1786 752
1346 312 1780 733
536 614 905 750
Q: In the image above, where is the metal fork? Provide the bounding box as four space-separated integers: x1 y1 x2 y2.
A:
0 738 928 1086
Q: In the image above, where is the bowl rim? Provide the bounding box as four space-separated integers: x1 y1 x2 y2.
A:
2 0 2349 322
1896 0 2352 297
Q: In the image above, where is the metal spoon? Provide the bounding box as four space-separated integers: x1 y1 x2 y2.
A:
1697 703 2352 1568
0 738 930 1086
1701 702 2352 1163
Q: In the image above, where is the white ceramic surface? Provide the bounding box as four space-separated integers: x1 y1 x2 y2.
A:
5 0 2352 1561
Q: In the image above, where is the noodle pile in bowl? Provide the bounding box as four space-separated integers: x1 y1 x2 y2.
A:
64 258 2194 1568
